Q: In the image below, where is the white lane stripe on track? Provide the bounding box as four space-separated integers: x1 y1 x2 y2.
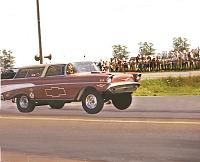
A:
0 116 200 125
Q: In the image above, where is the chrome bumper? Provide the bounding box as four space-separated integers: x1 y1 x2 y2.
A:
106 82 140 94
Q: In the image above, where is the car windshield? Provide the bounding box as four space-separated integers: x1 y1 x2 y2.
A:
72 62 100 72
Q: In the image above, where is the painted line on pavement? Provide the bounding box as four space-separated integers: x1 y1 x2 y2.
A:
0 116 200 125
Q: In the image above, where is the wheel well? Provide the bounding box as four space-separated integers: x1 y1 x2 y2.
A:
14 94 27 99
13 93 34 102
76 87 97 101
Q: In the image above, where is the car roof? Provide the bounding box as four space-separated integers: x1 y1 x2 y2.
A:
17 64 66 69
17 62 95 69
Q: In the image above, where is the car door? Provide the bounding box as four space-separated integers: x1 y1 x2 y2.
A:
34 64 69 100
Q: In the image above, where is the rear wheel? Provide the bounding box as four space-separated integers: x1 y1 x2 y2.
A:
82 89 104 114
112 93 132 110
16 95 35 113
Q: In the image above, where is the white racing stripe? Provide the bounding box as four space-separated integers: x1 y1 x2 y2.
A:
1 83 35 93
0 116 200 125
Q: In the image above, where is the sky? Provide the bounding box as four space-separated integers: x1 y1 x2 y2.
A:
0 0 200 67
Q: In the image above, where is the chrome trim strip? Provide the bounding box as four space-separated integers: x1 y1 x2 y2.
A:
107 82 140 94
1 82 109 93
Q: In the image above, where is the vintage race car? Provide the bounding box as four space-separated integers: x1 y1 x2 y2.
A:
1 61 141 114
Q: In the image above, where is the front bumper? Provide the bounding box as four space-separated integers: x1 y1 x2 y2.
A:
106 82 140 94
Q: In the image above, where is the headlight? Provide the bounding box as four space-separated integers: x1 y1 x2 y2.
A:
107 77 112 83
134 73 142 82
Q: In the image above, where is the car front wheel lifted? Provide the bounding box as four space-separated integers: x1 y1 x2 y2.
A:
82 89 104 114
112 93 132 110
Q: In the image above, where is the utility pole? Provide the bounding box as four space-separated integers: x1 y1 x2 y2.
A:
36 0 43 64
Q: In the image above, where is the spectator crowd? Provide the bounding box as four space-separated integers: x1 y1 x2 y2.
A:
97 49 200 72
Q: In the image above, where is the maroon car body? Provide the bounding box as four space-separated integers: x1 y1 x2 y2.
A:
1 61 141 114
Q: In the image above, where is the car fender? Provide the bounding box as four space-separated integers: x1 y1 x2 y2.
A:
76 86 98 101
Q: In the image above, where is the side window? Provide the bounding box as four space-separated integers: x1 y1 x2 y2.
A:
46 65 65 76
15 69 28 78
26 67 44 78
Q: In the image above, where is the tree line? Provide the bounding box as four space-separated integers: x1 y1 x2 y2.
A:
112 37 191 60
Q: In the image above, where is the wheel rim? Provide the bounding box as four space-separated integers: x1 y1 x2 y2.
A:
85 94 97 109
19 96 29 109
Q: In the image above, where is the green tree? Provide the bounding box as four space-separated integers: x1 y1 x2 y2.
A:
0 49 15 69
173 37 190 52
138 42 155 56
112 44 130 60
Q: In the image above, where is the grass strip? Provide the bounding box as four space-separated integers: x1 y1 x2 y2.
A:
135 76 200 96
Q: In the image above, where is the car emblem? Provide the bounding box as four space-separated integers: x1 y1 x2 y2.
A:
45 87 66 98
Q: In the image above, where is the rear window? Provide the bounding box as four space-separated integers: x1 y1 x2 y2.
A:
15 67 45 78
26 67 45 77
